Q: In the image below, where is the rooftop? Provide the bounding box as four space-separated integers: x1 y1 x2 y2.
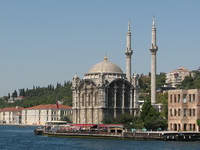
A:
25 104 72 110
0 106 24 112
87 57 123 74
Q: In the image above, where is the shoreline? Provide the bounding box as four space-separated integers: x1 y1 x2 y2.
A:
0 124 42 127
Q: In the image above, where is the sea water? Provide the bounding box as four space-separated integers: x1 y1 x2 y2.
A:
0 126 199 150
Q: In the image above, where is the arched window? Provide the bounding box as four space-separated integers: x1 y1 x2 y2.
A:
178 108 181 116
95 92 98 106
88 94 90 106
174 124 177 131
174 109 177 116
170 109 173 116
82 94 85 106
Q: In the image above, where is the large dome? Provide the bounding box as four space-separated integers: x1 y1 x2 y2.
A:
87 57 123 74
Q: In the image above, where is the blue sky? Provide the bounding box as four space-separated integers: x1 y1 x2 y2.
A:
0 0 200 96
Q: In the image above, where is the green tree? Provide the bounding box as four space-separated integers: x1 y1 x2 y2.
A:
12 90 18 98
131 117 144 129
197 119 200 131
141 98 167 130
156 73 166 89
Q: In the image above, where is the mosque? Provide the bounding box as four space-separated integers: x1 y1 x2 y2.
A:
71 19 158 124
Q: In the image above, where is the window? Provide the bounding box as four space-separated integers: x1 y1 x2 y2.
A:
178 124 181 131
193 109 196 116
39 110 41 121
184 109 187 117
95 92 98 106
189 109 192 116
189 94 192 102
170 95 172 103
193 124 196 131
82 94 85 106
178 94 180 103
88 94 90 106
183 94 187 103
184 124 187 131
189 124 192 131
170 109 173 116
193 94 196 102
174 95 177 103
174 109 177 116
178 109 181 116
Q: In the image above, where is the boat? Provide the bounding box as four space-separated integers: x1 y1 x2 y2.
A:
34 126 44 135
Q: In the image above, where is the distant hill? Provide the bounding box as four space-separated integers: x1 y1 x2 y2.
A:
0 81 72 108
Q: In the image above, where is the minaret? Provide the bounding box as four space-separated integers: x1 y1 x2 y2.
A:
125 22 133 82
149 17 158 105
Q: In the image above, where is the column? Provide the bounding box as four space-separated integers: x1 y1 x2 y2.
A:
114 84 117 118
78 91 80 123
130 88 133 115
151 52 157 105
122 84 125 114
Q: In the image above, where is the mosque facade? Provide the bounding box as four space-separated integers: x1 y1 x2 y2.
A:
71 23 139 124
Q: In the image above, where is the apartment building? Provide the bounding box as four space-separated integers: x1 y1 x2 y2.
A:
168 89 200 131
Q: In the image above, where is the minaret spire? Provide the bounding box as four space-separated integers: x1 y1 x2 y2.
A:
151 16 157 49
125 21 133 82
152 16 155 28
149 17 158 105
128 21 131 32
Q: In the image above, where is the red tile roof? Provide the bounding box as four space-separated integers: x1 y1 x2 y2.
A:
25 104 72 110
0 106 24 112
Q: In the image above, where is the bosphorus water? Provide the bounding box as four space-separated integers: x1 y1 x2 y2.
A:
0 126 199 150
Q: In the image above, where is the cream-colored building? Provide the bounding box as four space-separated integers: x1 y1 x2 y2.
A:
166 67 191 88
0 107 23 124
22 104 72 125
0 104 72 125
168 89 200 131
72 23 140 124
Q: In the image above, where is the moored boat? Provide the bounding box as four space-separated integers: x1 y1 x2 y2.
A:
34 127 44 135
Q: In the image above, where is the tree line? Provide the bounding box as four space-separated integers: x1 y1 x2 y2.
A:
0 81 72 108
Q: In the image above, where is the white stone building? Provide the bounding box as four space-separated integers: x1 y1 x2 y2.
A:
0 104 72 125
72 23 140 124
0 106 24 124
21 104 72 125
166 67 191 88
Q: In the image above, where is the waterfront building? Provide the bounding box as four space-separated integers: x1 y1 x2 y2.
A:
21 104 72 125
166 67 191 88
0 104 72 125
168 89 200 131
0 106 24 124
72 23 140 124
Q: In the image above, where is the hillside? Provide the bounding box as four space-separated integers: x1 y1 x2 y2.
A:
0 81 72 108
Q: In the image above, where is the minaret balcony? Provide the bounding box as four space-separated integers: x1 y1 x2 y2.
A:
125 49 133 55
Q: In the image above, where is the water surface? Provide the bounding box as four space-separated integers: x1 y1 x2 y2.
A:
0 126 199 150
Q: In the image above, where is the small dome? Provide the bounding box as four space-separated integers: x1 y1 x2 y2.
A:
88 57 123 74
